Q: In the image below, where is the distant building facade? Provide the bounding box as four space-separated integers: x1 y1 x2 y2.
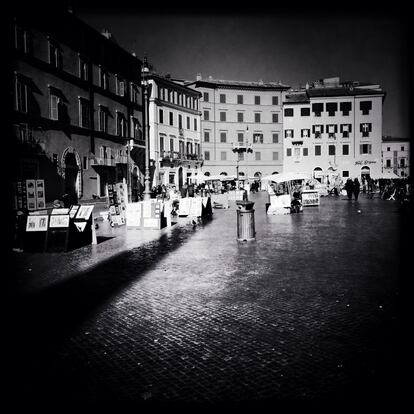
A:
283 77 386 182
186 75 290 181
10 7 145 204
147 75 202 189
382 136 410 177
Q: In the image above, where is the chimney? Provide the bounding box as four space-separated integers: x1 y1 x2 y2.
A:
196 73 202 81
208 75 213 81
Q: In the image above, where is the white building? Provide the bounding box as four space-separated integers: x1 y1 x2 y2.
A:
186 75 290 181
382 136 410 177
283 77 385 183
147 74 202 190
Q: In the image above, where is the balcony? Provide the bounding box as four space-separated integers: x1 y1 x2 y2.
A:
159 150 203 168
90 157 116 167
232 142 253 153
115 155 128 164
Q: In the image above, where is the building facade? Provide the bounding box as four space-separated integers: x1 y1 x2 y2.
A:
382 136 410 177
10 7 145 204
147 75 202 190
283 77 385 183
186 76 290 181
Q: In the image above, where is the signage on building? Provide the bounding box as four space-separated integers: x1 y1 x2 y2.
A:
355 160 377 165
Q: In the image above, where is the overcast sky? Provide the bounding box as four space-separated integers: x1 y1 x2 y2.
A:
76 5 411 138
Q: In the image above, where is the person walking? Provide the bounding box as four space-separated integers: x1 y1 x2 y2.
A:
344 178 354 200
353 178 361 200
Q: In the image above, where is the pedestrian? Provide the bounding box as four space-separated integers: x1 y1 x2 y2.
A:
353 177 360 200
344 178 353 200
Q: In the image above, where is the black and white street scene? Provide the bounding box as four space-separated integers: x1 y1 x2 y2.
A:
7 0 412 409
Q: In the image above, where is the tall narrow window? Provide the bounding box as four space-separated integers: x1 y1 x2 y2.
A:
49 40 62 69
15 25 32 54
100 67 109 90
130 83 139 104
272 113 279 123
220 132 227 143
187 116 190 129
255 96 260 105
204 110 210 121
255 152 261 161
237 112 244 122
79 57 89 81
203 92 209 102
237 95 244 104
131 117 141 139
15 77 28 113
159 109 164 124
194 118 197 131
178 114 183 129
219 94 226 103
253 133 263 144
328 145 336 155
220 151 227 161
204 131 210 142
272 133 279 143
315 145 321 156
238 133 244 143
116 112 127 137
169 112 174 126
49 93 59 120
99 107 108 132
79 98 90 128
360 123 372 137
342 144 349 155
116 76 125 97
255 113 261 123
220 112 226 122
204 151 210 161
272 96 279 105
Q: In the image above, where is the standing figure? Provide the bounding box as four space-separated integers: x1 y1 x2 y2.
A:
344 178 354 200
353 178 361 200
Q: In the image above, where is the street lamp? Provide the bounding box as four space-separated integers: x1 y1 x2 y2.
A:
141 56 152 201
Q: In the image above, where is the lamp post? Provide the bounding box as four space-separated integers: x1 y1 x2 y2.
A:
141 56 152 201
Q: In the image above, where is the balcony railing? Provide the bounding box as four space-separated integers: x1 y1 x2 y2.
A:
160 150 203 163
91 157 116 166
115 155 128 164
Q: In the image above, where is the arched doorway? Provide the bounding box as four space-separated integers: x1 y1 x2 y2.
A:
220 172 228 176
361 166 370 179
64 152 79 203
178 166 183 190
313 167 323 183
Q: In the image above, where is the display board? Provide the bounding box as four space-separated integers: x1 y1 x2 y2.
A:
69 204 94 250
301 190 320 206
126 200 166 230
23 214 49 252
108 182 126 226
46 214 70 252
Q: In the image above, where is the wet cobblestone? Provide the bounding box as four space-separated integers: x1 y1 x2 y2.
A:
9 192 409 407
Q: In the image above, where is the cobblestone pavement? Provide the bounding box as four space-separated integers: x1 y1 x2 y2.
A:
8 192 409 408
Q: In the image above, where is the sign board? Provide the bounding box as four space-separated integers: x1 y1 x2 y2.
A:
26 215 49 232
69 205 80 219
126 200 166 230
301 190 320 206
189 198 203 217
75 205 94 220
51 208 70 215
126 202 142 227
26 179 36 211
14 181 27 210
49 215 70 228
178 198 191 216
35 180 46 209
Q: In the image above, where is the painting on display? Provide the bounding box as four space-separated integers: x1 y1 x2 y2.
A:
26 215 49 232
49 215 70 228
76 205 94 221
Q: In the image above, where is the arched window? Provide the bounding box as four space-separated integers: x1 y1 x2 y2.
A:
220 172 228 176
204 171 210 176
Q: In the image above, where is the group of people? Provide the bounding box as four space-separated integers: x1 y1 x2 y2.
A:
344 178 361 200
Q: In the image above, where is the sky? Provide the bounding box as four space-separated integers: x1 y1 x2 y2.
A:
76 4 411 138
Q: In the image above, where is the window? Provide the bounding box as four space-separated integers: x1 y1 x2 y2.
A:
255 152 261 161
328 145 336 155
220 132 227 143
360 101 372 115
254 113 261 123
131 117 141 139
340 124 352 138
159 109 164 124
342 171 349 178
253 133 263 144
303 148 309 156
360 123 372 137
272 113 279 123
272 133 279 143
169 112 174 126
237 112 244 122
98 107 108 132
312 103 323 116
255 96 260 105
272 96 279 105
79 57 89 81
204 110 210 121
301 107 310 116
220 112 226 122
15 77 28 113
238 152 245 161
79 98 90 128
116 76 125 97
342 144 349 155
238 133 244 143
15 25 32 54
301 129 310 138
401 146 405 151
194 118 197 131
315 145 321 156
400 158 406 167
221 151 227 161
204 131 210 142
360 144 372 154
49 40 62 69
284 108 294 117
326 102 338 116
386 159 391 168
237 95 243 104
160 136 165 153
294 148 300 157
327 124 338 138
170 138 174 152
100 67 109 90
272 152 279 160
284 129 293 138
203 92 209 102
83 156 88 170
220 94 226 103
178 114 183 129
116 112 127 137
286 148 292 157
313 125 324 138
340 102 352 116
187 116 190 129
387 147 390 151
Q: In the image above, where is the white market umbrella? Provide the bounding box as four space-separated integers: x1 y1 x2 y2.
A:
261 172 311 184
371 171 401 180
